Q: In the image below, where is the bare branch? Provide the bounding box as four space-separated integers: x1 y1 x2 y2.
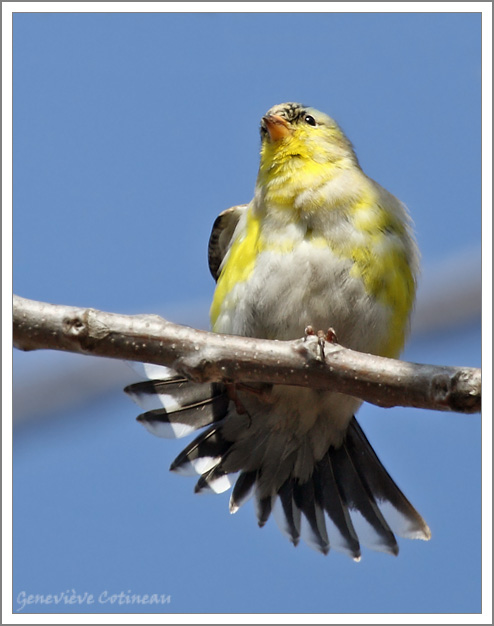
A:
13 294 481 414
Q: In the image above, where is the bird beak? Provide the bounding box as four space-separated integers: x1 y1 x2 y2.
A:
261 115 292 142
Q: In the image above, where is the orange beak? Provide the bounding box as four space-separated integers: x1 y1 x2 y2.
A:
262 114 292 142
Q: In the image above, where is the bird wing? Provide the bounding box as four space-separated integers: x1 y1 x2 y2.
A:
208 204 248 281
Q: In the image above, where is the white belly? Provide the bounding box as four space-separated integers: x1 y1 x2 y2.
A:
212 234 394 466
213 240 392 356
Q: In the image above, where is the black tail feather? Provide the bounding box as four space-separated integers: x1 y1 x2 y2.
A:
229 471 257 513
126 378 224 408
135 394 229 439
331 440 399 555
293 479 330 554
345 418 431 540
274 480 301 546
255 493 274 528
127 377 229 439
169 425 231 475
130 372 430 559
314 455 361 559
194 466 235 495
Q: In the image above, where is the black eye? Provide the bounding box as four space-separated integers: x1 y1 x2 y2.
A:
304 115 317 126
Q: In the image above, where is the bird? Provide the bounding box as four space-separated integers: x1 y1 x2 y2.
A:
125 102 431 559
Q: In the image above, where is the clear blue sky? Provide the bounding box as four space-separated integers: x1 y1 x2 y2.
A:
12 11 482 615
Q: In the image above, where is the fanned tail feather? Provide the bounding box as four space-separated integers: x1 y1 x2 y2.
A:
293 479 330 554
329 441 399 555
229 471 257 513
344 419 432 541
125 374 229 439
128 370 430 558
169 424 231 476
272 480 301 546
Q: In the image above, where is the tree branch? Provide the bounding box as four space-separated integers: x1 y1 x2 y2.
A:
13 294 481 414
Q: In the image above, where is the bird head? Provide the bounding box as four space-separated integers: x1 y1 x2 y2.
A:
259 102 358 172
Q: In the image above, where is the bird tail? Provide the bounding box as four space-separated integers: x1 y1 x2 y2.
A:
125 365 431 559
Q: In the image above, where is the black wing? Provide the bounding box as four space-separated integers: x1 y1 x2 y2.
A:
208 204 248 281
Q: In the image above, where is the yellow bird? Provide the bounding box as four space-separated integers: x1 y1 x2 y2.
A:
126 102 431 559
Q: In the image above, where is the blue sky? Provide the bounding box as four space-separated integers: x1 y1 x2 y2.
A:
11 9 483 617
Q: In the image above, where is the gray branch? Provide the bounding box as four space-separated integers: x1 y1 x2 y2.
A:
13 294 481 414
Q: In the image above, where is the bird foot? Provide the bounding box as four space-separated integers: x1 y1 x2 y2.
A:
304 326 338 361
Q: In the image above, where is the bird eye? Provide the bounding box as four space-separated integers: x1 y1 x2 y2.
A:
304 115 317 126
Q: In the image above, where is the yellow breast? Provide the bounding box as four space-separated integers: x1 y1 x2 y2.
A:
211 160 417 359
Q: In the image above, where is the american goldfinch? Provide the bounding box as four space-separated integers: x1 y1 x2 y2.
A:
126 102 431 559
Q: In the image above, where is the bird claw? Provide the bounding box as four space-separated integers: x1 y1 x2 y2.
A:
316 331 326 361
325 327 338 343
304 325 315 338
304 325 338 361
